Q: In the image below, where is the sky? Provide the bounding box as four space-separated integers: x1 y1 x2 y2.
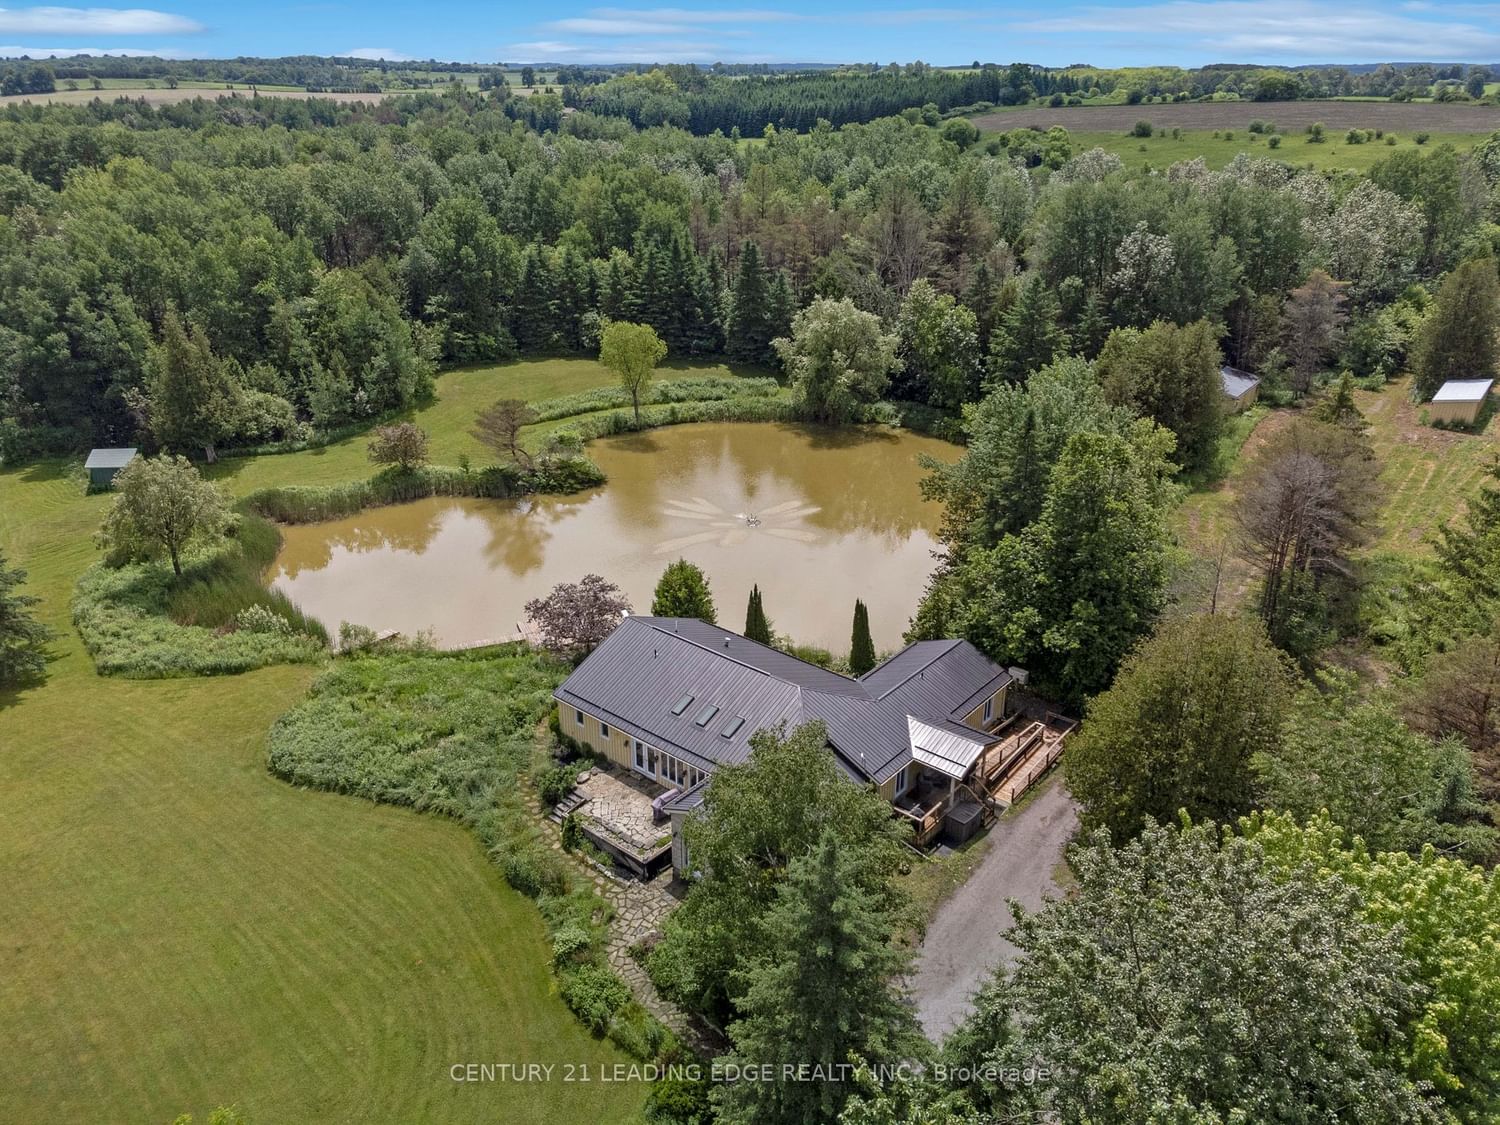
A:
0 2 1499 67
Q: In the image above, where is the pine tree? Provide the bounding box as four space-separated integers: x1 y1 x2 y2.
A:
727 241 775 365
744 583 772 644
713 831 921 1125
651 558 717 623
849 598 876 675
986 274 1068 387
0 547 51 687
1412 257 1500 401
513 245 559 351
999 406 1046 537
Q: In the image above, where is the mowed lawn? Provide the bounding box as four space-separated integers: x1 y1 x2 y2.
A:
207 355 756 495
0 358 660 1124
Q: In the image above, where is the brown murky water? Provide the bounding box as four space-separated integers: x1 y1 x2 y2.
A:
268 422 955 652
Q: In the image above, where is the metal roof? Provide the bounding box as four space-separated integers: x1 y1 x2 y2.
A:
84 447 138 469
555 617 1013 788
1219 366 1260 399
908 716 990 779
1433 379 1495 403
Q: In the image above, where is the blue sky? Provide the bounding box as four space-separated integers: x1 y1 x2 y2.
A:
1 2 1499 66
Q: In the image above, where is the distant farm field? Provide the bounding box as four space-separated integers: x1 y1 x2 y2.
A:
972 100 1500 134
0 86 392 108
1063 129 1490 172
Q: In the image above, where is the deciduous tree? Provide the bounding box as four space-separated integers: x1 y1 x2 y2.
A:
651 558 717 623
599 319 667 423
1411 257 1499 402
366 422 429 471
774 298 898 424
524 574 630 656
472 398 536 467
96 454 229 577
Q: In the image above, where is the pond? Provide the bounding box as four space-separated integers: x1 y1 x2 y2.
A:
268 422 955 653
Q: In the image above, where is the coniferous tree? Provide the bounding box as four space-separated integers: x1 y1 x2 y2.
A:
513 245 560 350
1412 257 1500 401
146 310 242 463
712 831 922 1125
652 558 717 622
849 598 876 675
0 548 51 687
744 583 772 644
727 241 776 365
986 274 1068 386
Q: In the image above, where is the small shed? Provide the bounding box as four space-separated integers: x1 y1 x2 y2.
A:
1429 379 1494 426
84 447 138 489
1219 366 1261 412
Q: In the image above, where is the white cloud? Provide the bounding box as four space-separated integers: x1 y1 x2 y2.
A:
0 42 187 56
1018 1 1500 61
505 37 771 63
343 46 414 61
0 7 202 35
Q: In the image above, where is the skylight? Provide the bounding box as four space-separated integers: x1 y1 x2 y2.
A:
693 704 720 727
720 716 745 739
671 694 694 716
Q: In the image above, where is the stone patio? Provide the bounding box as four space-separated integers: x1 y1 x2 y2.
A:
575 767 672 852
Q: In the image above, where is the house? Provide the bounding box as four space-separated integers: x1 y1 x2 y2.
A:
1429 379 1494 427
554 616 1070 873
1219 366 1261 412
84 447 138 489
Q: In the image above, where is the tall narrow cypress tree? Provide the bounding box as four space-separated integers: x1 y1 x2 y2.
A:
744 584 772 644
849 599 876 675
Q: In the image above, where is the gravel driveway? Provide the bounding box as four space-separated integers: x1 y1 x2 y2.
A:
910 774 1079 1041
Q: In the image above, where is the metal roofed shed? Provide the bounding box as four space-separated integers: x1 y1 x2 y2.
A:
1429 379 1495 427
84 447 138 489
1219 366 1261 412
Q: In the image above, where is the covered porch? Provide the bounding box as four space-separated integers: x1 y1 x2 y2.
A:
893 711 1075 848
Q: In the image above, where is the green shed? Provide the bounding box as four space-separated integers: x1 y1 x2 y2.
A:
85 447 138 489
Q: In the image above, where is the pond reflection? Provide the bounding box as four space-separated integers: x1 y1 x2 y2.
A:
268 422 954 651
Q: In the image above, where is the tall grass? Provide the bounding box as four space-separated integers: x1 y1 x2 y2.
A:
73 511 329 677
527 376 781 423
241 457 605 525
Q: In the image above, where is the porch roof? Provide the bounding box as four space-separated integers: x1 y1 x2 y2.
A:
907 716 991 780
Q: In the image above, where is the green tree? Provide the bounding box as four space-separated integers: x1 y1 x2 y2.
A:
894 279 981 412
96 454 229 577
726 242 778 366
1095 318 1224 474
366 422 429 471
648 721 910 1023
651 558 717 623
1066 613 1295 841
985 274 1067 386
0 548 51 687
145 310 242 463
402 193 521 362
598 319 667 423
940 427 1177 702
1248 809 1500 1119
774 298 898 424
1255 673 1496 862
964 820 1441 1122
743 583 771 644
1412 257 1500 402
713 832 923 1125
849 598 876 675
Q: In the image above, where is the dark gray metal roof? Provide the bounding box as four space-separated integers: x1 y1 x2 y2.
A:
84 447 138 469
555 617 1013 787
1219 366 1260 399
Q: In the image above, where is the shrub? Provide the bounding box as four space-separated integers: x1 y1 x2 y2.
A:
1268 135 1282 149
538 763 581 806
366 422 429 470
560 964 631 1033
1415 131 1430 144
551 922 594 968
1130 119 1153 137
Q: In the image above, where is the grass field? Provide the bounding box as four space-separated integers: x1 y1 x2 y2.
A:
972 99 1500 134
1173 377 1500 613
1062 128 1491 172
0 358 664 1124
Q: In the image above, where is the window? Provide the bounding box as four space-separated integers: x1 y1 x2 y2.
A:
719 715 745 739
575 709 585 725
693 703 720 727
662 755 689 786
983 697 993 723
894 765 911 797
600 721 610 739
671 694 694 716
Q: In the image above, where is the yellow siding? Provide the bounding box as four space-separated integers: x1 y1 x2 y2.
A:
877 774 897 801
559 702 632 768
962 684 1009 730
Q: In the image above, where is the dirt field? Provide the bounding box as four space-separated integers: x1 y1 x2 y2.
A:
0 87 393 108
973 100 1500 134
